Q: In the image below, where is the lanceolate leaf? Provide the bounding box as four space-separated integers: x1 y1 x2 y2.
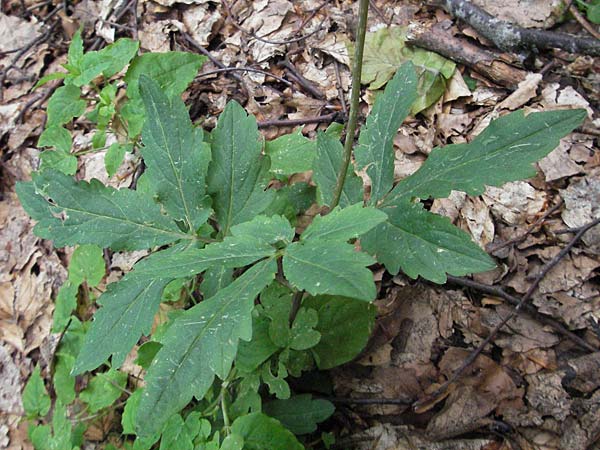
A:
362 201 496 283
283 240 376 301
230 215 295 245
17 170 189 251
355 62 418 205
72 275 171 374
74 237 275 374
302 203 387 242
132 235 276 279
136 259 277 437
208 101 273 234
383 109 587 205
140 76 211 230
312 132 363 208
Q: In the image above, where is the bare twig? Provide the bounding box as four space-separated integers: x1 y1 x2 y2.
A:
334 61 348 116
569 5 600 40
221 0 326 46
197 67 292 87
278 58 325 99
414 216 600 411
407 22 527 89
328 396 412 406
434 0 600 57
89 0 136 51
179 31 247 89
487 199 563 253
445 275 598 353
288 291 304 325
257 112 339 128
0 21 58 102
16 82 60 124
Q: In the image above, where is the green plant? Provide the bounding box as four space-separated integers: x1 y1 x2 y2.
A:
575 0 600 24
19 19 585 450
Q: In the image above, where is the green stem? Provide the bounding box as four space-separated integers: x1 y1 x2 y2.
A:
330 0 369 209
221 388 231 432
288 290 304 325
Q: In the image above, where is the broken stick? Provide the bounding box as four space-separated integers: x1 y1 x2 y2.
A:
433 0 600 57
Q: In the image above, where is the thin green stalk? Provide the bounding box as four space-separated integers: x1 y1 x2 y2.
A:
221 387 231 432
330 0 369 209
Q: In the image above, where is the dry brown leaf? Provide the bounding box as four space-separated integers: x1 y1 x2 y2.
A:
560 169 600 254
483 181 547 225
470 0 565 28
459 196 495 248
0 13 41 54
525 372 571 421
538 140 582 181
479 304 559 352
497 73 542 111
183 4 222 46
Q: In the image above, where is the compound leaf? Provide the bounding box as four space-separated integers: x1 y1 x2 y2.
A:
355 62 418 204
136 259 277 437
17 170 189 251
263 394 334 435
132 235 276 279
362 201 495 283
140 76 211 230
229 413 303 450
73 275 171 374
312 132 363 208
208 100 273 234
302 203 387 242
384 109 587 205
283 240 376 301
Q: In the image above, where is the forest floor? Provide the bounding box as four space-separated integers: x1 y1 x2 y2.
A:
0 0 599 449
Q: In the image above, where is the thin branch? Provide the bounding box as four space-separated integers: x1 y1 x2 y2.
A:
413 216 600 411
278 58 325 99
288 290 304 325
0 21 58 102
334 61 348 116
434 0 600 57
330 0 369 209
257 112 339 129
328 396 412 405
445 275 598 353
486 198 563 253
221 0 326 46
569 4 600 40
196 67 292 87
